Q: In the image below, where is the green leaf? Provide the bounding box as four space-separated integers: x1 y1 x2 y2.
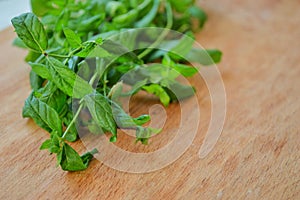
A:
111 102 136 129
81 149 98 167
172 64 198 77
55 10 70 31
168 32 195 61
105 1 127 17
136 126 161 145
40 139 52 150
84 92 117 135
22 95 62 135
34 82 67 114
30 70 44 90
113 9 138 27
88 120 105 135
75 42 110 58
133 115 151 126
134 0 160 28
12 37 27 48
169 0 194 13
47 57 93 98
63 27 82 48
25 51 41 62
60 143 87 171
164 82 195 101
142 84 170 107
29 62 52 80
186 48 222 65
31 0 50 16
189 6 207 28
11 13 48 52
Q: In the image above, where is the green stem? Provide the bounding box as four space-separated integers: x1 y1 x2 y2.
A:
103 72 108 96
137 1 173 59
48 53 69 58
62 103 83 139
89 72 99 85
62 73 98 139
63 46 82 65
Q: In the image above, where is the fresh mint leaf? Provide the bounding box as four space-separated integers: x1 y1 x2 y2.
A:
189 6 207 28
84 92 117 136
134 0 160 28
186 48 223 65
29 62 52 80
133 115 151 126
143 84 171 107
60 143 87 171
34 82 67 114
136 126 161 145
29 70 44 90
22 95 62 135
81 148 98 167
40 139 52 150
11 13 48 52
47 57 93 98
63 27 82 49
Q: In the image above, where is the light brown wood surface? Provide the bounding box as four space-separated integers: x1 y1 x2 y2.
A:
1 0 300 199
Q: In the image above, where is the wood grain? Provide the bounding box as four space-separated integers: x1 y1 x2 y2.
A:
1 0 300 199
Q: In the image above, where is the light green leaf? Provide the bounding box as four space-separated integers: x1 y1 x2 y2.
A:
186 48 222 65
172 64 198 77
40 139 52 150
29 62 51 80
63 27 82 48
142 84 170 107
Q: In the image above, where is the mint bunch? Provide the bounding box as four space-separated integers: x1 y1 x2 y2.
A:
11 0 221 171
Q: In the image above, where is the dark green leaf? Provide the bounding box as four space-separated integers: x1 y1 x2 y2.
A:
11 13 48 52
81 148 98 167
47 57 93 98
22 95 62 135
84 92 117 135
34 82 67 114
30 70 44 90
60 143 87 171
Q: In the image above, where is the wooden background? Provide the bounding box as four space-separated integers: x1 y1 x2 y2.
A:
1 0 300 199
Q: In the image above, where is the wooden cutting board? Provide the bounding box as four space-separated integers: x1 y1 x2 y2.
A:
1 0 299 199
